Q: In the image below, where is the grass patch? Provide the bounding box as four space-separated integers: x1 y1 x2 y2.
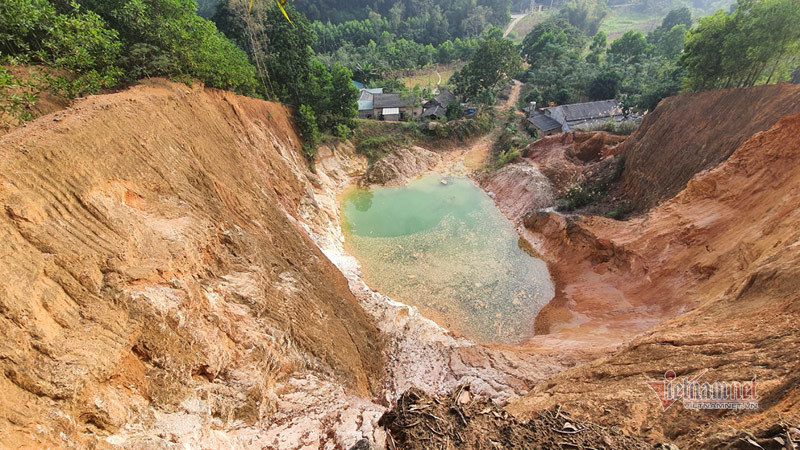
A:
506 11 555 44
352 120 418 162
353 113 496 163
399 65 456 90
599 8 663 40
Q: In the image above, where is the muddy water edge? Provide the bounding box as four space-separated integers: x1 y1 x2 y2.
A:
300 141 570 410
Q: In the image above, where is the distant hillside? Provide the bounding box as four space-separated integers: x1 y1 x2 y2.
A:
294 0 510 27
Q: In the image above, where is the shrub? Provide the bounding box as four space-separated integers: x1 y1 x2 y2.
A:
604 201 633 220
0 67 38 127
296 104 320 161
562 184 602 210
42 4 121 73
495 147 520 168
334 123 351 139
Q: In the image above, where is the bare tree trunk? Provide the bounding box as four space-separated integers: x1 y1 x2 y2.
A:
766 48 787 85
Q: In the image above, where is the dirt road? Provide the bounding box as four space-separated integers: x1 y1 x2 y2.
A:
504 14 526 37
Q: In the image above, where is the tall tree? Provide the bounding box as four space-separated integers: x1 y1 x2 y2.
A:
452 27 522 101
680 0 800 91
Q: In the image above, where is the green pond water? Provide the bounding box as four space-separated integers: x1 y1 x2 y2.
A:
341 173 554 344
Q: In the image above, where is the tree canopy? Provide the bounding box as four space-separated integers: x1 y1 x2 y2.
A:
451 27 522 102
680 0 800 91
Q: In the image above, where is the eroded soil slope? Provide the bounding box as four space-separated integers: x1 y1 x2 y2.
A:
511 113 800 446
0 80 383 447
618 83 800 212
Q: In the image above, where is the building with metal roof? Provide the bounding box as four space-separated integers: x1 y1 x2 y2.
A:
542 100 624 131
526 113 563 136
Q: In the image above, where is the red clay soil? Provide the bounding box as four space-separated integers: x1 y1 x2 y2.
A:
510 113 800 447
617 83 800 212
524 131 626 194
0 79 383 446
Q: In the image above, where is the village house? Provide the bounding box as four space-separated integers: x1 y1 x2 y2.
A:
356 88 421 121
526 99 624 135
357 88 382 119
421 90 456 120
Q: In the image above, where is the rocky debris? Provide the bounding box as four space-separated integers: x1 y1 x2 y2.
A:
567 131 626 163
350 438 385 450
364 146 442 185
476 163 556 223
379 386 652 449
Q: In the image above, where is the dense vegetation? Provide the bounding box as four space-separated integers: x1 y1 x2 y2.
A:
679 0 800 90
313 20 481 79
518 0 799 111
518 8 691 111
213 0 359 154
451 27 522 104
296 0 511 40
3 0 799 159
1 0 256 95
198 0 512 80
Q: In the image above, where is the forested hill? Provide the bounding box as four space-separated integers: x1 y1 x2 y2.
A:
296 0 510 36
200 0 511 42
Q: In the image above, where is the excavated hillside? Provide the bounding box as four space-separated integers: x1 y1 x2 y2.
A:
617 83 800 212
509 112 800 446
0 80 384 447
3 76 800 449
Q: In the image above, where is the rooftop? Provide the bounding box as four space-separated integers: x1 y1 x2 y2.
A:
528 113 562 132
545 100 622 122
422 104 445 118
374 93 407 109
430 90 456 107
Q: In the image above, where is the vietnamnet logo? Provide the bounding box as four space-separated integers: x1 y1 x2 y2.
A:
646 369 759 411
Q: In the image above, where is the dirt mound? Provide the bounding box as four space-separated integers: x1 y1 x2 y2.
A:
0 79 383 447
364 146 442 185
379 386 652 449
510 113 800 446
618 83 800 212
478 131 624 222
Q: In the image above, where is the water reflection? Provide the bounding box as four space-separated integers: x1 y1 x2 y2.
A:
342 173 554 343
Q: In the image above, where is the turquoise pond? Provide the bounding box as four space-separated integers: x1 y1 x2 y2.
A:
341 173 554 344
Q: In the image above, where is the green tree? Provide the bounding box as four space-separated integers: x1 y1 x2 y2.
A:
588 69 621 100
561 0 608 35
214 0 313 101
79 0 256 94
520 17 586 65
587 30 607 64
608 30 649 64
452 27 522 101
655 24 686 59
445 99 465 120
296 104 320 160
661 6 692 30
680 0 800 91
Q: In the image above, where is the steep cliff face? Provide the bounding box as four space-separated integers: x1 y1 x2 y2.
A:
618 83 800 212
510 113 800 446
0 80 383 447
